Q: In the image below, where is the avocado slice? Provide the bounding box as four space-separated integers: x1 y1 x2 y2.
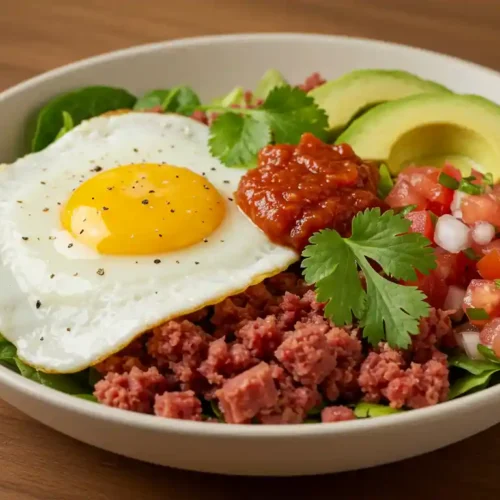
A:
210 69 288 107
336 93 500 179
253 69 288 101
309 70 450 135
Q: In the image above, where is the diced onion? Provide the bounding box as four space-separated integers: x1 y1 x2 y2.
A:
452 209 463 219
451 190 467 213
443 286 466 321
462 332 483 360
434 215 471 254
454 325 484 360
472 221 495 246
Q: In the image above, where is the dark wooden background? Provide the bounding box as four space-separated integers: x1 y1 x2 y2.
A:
1 1 499 498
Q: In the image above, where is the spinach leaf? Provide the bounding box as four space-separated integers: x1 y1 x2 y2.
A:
133 90 170 111
448 353 500 375
448 369 500 400
34 372 87 395
354 402 402 418
75 394 97 402
0 341 17 361
210 399 224 422
88 366 102 387
14 358 37 378
163 86 201 115
54 111 75 140
32 86 137 152
477 344 500 363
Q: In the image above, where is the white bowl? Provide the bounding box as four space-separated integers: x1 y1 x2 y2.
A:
1 33 500 476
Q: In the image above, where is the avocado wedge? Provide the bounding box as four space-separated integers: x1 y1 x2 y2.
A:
309 69 450 135
336 93 500 179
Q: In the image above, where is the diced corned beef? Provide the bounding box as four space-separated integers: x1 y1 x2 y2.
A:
257 363 321 424
190 110 208 125
184 307 209 323
278 290 325 330
384 350 449 409
358 344 449 409
216 362 278 423
210 297 258 337
265 272 312 296
321 406 356 423
94 338 148 375
236 315 283 358
94 354 146 375
147 319 209 368
322 327 363 401
358 344 406 404
198 337 256 386
412 308 455 362
242 283 279 314
298 72 326 92
154 390 202 421
94 367 169 413
275 320 336 385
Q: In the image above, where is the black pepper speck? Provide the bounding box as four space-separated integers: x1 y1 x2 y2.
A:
35 300 41 309
97 268 105 276
170 209 175 213
154 259 161 264
195 261 199 265
228 197 233 202
50 274 55 279
223 180 230 184
68 243 73 248
142 199 149 205
22 236 28 241
133 148 139 152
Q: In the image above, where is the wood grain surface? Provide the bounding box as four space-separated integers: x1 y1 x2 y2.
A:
1 1 500 498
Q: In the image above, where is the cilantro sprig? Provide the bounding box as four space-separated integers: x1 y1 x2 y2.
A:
302 208 436 348
201 85 328 167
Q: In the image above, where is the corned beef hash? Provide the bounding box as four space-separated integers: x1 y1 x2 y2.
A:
2 69 500 424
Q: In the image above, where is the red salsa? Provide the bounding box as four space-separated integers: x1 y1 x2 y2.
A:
235 133 384 251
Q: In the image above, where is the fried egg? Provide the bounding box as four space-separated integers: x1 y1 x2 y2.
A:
0 113 298 373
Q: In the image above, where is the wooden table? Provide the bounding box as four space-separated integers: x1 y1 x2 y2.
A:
1 1 500 498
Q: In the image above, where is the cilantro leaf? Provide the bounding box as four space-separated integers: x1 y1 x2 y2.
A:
203 85 328 167
360 266 430 347
209 113 271 168
302 208 435 348
261 85 328 143
349 208 436 281
303 231 365 325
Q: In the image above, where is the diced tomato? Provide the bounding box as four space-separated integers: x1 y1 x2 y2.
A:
406 270 448 309
461 193 500 227
471 169 485 185
405 210 433 240
477 249 500 280
427 200 451 216
398 166 454 206
480 317 500 346
442 163 462 182
482 239 500 255
434 248 467 287
463 279 500 326
385 180 428 210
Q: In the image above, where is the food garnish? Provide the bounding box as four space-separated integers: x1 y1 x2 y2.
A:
302 208 436 348
202 85 329 167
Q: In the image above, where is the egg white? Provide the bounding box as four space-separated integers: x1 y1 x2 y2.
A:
0 113 298 373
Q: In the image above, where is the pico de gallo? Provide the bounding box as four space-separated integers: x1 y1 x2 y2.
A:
386 162 500 360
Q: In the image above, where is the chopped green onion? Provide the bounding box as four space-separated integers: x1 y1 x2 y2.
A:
466 307 490 320
399 204 418 216
428 211 438 225
464 247 481 261
458 178 484 195
438 172 459 190
377 163 394 199
483 172 494 186
495 279 500 289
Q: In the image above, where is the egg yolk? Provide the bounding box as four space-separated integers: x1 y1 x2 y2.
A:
61 164 226 255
